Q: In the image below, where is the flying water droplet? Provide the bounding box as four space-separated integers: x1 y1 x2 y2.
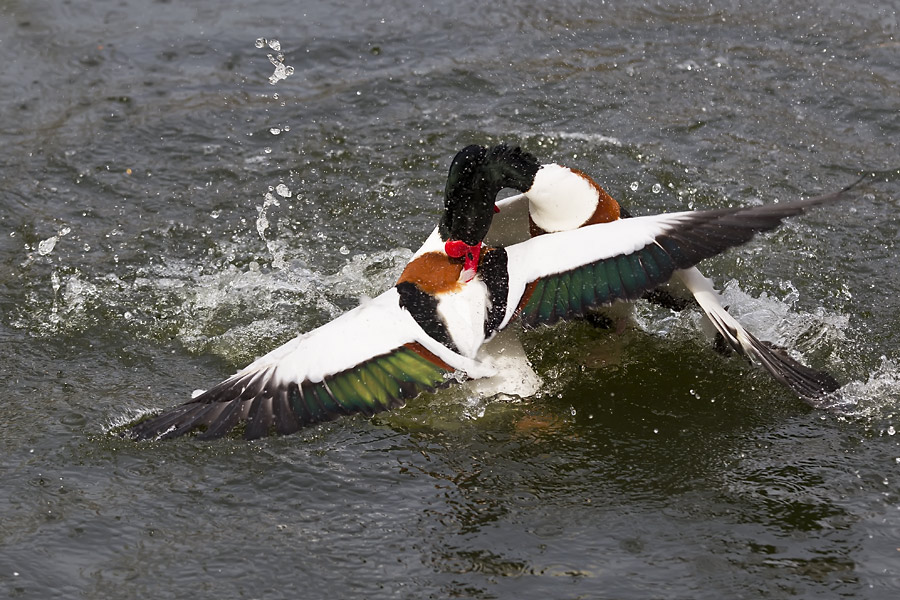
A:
629 181 639 191
38 236 58 256
652 183 662 194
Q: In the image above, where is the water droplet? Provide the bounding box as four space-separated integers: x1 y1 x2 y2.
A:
255 38 266 49
629 181 639 191
268 39 281 52
275 183 291 198
270 127 281 135
263 147 272 154
339 245 350 255
652 183 662 194
888 425 896 436
256 216 269 238
38 236 58 256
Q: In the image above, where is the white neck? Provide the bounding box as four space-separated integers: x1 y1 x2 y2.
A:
526 164 599 233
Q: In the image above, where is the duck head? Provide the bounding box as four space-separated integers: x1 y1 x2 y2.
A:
440 143 540 280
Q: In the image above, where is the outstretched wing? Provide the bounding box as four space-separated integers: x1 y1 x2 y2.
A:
502 187 851 329
127 288 474 441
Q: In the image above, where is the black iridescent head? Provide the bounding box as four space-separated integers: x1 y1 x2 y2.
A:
439 143 540 245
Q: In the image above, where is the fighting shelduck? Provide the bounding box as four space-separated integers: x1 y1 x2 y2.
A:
127 144 854 440
487 157 861 405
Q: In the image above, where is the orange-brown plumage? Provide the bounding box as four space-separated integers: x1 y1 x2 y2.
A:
396 251 464 295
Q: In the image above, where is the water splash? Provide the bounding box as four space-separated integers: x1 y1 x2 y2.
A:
256 37 294 85
838 356 900 418
38 236 58 256
717 279 851 351
633 277 900 417
36 226 72 256
274 183 292 198
255 187 296 270
14 231 415 368
255 192 279 240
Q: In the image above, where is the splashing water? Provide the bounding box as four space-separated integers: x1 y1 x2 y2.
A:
275 183 292 198
38 236 58 256
255 192 280 240
256 37 294 85
255 188 295 269
837 356 900 418
632 277 900 417
36 226 72 256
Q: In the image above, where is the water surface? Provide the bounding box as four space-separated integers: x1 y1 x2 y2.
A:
1 1 899 598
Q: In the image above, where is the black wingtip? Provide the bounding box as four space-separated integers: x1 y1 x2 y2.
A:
796 173 869 206
746 335 842 408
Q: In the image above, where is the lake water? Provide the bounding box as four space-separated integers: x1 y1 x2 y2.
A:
1 0 899 598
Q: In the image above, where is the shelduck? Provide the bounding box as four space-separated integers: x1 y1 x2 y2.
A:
127 144 855 440
488 156 861 405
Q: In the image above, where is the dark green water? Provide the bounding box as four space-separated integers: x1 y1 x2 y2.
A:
1 0 899 598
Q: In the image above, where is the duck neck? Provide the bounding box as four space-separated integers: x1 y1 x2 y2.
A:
527 164 621 235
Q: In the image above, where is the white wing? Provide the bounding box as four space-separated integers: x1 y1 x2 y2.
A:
128 288 490 440
500 191 848 329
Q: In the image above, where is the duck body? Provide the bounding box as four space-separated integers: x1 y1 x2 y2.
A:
489 158 852 405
